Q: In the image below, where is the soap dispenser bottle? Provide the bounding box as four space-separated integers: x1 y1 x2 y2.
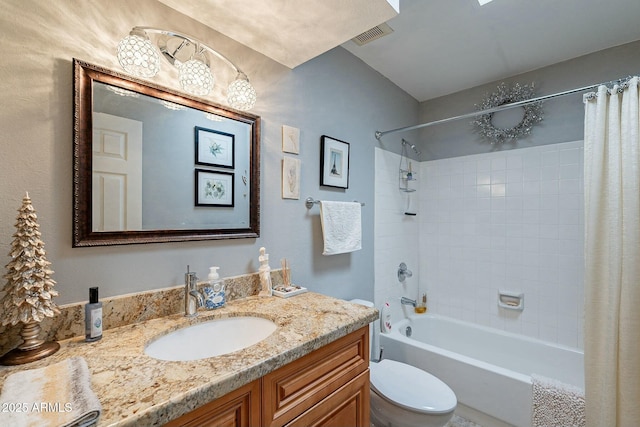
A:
205 266 226 309
380 302 392 333
208 266 220 284
85 287 103 342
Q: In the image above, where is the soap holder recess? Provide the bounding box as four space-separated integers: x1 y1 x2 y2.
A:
498 290 524 311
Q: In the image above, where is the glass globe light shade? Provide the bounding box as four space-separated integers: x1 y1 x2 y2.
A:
178 59 214 96
160 101 186 111
116 34 160 78
227 76 257 110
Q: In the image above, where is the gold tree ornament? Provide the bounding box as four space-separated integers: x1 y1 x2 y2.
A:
0 192 60 365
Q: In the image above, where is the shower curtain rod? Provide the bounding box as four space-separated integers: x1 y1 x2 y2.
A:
374 76 634 140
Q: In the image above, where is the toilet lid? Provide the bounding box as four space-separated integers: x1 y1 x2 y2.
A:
370 359 457 415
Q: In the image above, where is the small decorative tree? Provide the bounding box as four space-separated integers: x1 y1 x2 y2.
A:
0 192 60 365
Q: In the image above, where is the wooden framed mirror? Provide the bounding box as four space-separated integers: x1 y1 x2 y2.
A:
73 59 260 247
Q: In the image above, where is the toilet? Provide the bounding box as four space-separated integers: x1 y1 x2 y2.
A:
350 299 457 427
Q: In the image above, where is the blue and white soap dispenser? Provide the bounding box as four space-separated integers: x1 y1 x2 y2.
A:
204 266 225 309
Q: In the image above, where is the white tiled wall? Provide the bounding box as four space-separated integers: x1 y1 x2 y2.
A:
374 148 421 322
418 141 584 349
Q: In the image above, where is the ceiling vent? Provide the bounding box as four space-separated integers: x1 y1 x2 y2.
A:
351 23 394 46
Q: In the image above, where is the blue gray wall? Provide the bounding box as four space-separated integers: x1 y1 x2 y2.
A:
416 40 640 160
1 0 637 309
0 0 417 304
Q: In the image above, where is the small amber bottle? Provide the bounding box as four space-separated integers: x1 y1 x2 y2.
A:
414 293 427 314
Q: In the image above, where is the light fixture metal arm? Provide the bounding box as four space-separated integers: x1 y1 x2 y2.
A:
132 26 246 76
119 26 257 110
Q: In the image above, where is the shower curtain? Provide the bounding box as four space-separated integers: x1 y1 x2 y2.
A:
583 76 640 427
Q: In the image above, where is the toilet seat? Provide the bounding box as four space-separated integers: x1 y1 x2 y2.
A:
370 359 457 415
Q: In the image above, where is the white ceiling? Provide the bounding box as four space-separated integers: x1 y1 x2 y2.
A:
156 0 399 68
160 0 640 102
343 0 640 101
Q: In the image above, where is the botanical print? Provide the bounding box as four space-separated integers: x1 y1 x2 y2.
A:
195 169 234 206
195 127 235 168
200 133 231 164
208 139 224 158
282 125 300 154
282 157 300 199
204 178 225 199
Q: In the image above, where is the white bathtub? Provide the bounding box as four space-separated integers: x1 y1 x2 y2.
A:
379 313 584 427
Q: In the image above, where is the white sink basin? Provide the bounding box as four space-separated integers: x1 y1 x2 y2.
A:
144 316 277 361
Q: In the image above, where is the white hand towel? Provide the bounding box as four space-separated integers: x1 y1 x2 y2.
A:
319 201 362 255
0 357 101 427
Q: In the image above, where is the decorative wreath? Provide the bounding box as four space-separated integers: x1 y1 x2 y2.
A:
472 82 543 144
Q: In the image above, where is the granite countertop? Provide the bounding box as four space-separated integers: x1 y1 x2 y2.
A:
0 293 377 426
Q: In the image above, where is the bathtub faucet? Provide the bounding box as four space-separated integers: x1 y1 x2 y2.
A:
401 296 416 307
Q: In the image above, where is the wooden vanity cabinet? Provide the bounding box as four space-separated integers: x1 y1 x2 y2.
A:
263 326 369 426
164 326 370 427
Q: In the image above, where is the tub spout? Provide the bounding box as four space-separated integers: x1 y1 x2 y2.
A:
401 296 416 307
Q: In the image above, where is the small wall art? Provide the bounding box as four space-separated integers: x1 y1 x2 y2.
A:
282 125 300 154
282 157 301 199
320 135 350 189
195 169 234 206
195 126 235 168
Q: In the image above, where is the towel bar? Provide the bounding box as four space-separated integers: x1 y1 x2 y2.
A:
305 197 365 209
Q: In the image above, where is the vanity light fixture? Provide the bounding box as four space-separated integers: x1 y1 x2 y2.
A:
105 86 139 98
204 112 224 122
116 26 257 110
160 100 187 111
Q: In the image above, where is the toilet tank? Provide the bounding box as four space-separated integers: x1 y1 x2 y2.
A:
349 299 379 361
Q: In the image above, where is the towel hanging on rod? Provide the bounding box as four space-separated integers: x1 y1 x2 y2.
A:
318 201 362 255
305 197 364 209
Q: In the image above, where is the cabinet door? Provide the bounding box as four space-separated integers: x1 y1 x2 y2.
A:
263 327 369 426
285 370 370 427
164 379 260 427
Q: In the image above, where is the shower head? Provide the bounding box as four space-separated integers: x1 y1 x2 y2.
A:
402 139 421 155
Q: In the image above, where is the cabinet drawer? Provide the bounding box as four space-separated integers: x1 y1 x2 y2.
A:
285 370 370 427
263 326 369 426
164 379 261 427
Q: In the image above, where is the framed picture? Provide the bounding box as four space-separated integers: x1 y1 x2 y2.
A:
282 157 301 199
195 126 235 169
282 124 300 154
195 169 234 207
320 135 350 189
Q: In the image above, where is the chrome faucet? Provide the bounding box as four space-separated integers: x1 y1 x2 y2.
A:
401 296 417 307
398 262 413 282
184 266 204 317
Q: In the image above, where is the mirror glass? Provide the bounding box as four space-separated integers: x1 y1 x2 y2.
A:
73 59 260 246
